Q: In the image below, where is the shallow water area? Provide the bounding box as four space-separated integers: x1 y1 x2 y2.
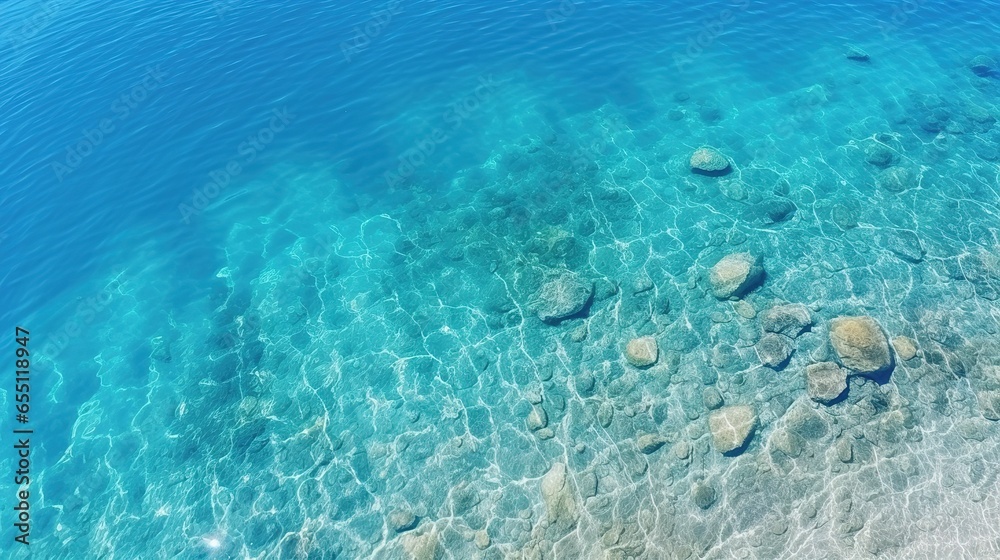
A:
2 1 1000 559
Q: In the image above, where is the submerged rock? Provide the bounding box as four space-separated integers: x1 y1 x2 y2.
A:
690 147 731 175
535 273 593 323
762 303 812 338
747 198 796 225
760 198 797 224
703 386 724 410
845 45 870 62
625 336 659 368
831 204 859 229
876 166 913 193
709 253 765 299
598 401 614 427
770 428 804 458
708 404 757 454
891 336 918 361
473 530 490 550
829 316 893 374
692 483 717 509
865 144 897 168
637 433 667 454
970 55 996 77
389 509 419 533
674 440 692 460
882 229 925 263
578 471 598 498
540 462 579 532
805 361 848 404
526 406 548 431
757 333 794 369
734 300 756 319
575 372 597 396
978 391 1000 421
786 403 828 440
836 437 854 463
402 527 440 560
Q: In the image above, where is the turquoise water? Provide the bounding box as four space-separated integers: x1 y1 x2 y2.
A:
2 0 1000 558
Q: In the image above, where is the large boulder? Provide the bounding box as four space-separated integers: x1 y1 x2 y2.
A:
805 361 848 404
535 273 593 323
761 303 812 338
625 336 658 367
690 147 731 175
708 405 758 454
540 462 578 532
828 316 893 374
709 253 765 299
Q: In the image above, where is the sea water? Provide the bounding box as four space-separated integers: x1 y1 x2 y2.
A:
1 0 1000 558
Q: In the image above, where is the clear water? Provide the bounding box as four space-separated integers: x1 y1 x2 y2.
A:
2 0 1000 558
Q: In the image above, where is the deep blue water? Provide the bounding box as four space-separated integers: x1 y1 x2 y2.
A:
2 0 1000 558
